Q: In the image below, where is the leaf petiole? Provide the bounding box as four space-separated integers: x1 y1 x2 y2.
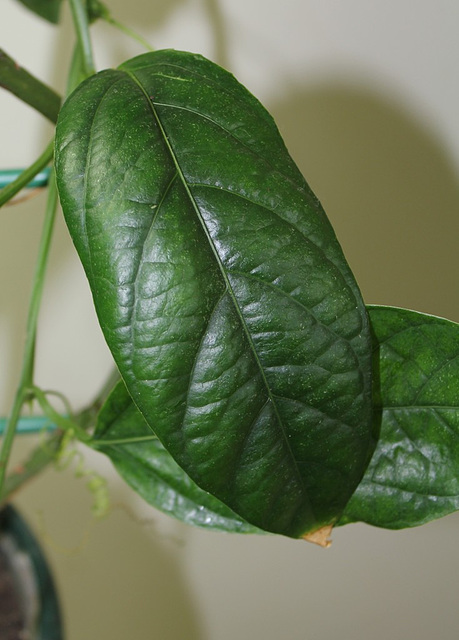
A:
68 0 96 78
103 16 153 51
91 435 157 447
0 172 58 494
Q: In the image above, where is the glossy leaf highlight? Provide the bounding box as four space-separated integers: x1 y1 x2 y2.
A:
93 381 260 533
55 50 373 537
341 306 459 529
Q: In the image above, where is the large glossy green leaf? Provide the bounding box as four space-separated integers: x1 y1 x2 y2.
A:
92 380 261 533
340 306 459 529
15 0 62 23
55 50 374 538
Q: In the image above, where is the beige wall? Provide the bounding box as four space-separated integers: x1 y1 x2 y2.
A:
2 1 459 638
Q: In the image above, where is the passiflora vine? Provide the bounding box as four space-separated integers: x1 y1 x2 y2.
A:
1 0 458 546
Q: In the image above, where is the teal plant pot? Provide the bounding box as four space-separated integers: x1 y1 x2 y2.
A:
0 504 63 640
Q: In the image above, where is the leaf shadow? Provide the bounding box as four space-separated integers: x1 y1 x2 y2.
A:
13 443 206 640
269 82 459 322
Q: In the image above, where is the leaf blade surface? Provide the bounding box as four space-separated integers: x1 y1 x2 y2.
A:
341 305 459 529
93 381 261 533
55 50 373 537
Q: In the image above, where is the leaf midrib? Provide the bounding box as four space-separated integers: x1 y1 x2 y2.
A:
190 181 363 335
362 476 459 500
151 99 305 194
122 67 314 517
382 405 459 411
125 64 367 342
122 58 297 179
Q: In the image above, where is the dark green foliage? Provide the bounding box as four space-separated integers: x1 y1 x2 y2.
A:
55 50 374 538
341 306 459 528
93 381 260 533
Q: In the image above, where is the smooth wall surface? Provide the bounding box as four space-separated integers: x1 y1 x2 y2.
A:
1 1 459 639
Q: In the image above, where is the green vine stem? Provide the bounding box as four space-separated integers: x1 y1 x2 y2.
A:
0 139 54 208
0 39 99 497
0 369 121 504
0 171 58 495
68 0 96 78
0 49 61 123
104 15 153 51
0 431 63 503
0 168 51 190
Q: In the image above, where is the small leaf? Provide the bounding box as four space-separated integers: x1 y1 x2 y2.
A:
15 0 62 24
55 50 374 537
340 306 459 529
93 381 261 533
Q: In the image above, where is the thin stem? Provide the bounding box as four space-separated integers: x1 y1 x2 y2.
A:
0 431 63 503
31 386 90 443
104 16 153 51
0 168 51 190
66 45 86 94
0 368 120 504
0 173 58 494
0 139 54 208
68 0 96 78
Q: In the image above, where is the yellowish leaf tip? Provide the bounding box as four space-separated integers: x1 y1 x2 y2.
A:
302 524 333 548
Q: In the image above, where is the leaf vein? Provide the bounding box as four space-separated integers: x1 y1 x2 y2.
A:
123 68 314 511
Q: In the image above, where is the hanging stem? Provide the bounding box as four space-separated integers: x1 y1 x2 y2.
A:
0 41 101 496
68 0 96 78
0 171 58 495
104 16 153 51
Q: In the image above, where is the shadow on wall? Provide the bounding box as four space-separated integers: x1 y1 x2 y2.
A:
56 503 204 640
13 439 205 640
270 83 459 322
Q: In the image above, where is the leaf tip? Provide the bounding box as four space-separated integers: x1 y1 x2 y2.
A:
302 524 333 548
